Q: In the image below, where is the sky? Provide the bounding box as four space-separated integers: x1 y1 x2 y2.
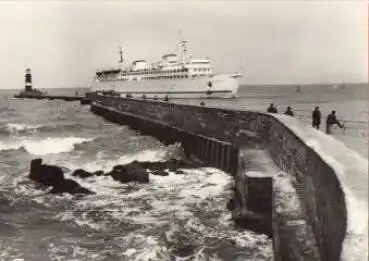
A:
0 1 367 89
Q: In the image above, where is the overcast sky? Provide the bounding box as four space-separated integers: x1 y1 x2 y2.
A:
0 1 367 89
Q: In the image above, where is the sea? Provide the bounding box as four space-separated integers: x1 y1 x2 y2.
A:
0 84 367 261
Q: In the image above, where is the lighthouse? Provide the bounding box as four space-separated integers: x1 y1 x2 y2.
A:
14 67 48 98
25 68 32 91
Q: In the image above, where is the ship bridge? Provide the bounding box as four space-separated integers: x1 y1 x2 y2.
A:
185 58 212 77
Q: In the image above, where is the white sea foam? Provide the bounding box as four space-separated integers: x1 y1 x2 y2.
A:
60 147 180 173
0 136 92 155
5 123 43 133
68 166 270 260
11 147 272 260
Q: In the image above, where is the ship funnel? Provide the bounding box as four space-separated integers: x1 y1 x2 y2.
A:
25 68 32 91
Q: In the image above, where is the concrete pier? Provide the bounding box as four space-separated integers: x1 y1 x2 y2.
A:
88 95 367 261
91 103 240 176
14 93 91 105
91 102 273 236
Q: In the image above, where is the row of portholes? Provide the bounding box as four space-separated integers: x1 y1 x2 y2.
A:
139 75 189 80
120 68 189 75
117 74 210 81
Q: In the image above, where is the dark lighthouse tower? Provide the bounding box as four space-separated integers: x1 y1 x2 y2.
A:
25 68 32 91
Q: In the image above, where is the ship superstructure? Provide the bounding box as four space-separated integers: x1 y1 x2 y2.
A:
91 39 241 99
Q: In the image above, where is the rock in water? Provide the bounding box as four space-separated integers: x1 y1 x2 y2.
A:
107 161 149 183
71 169 105 178
71 169 95 178
29 158 64 186
105 159 201 180
28 159 94 195
150 170 169 176
138 159 200 172
30 158 42 174
93 170 105 176
174 169 186 175
50 179 94 195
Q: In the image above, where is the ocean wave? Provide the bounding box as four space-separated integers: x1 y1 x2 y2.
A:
0 136 93 155
65 166 271 260
60 155 268 257
0 123 45 136
47 168 236 260
5 123 44 133
9 147 272 260
0 107 17 115
1 122 90 136
56 144 184 174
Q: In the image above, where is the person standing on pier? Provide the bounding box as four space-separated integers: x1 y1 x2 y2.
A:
326 110 344 134
284 106 294 116
267 103 278 113
312 106 321 130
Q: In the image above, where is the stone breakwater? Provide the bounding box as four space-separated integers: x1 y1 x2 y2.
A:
86 93 367 261
90 101 274 237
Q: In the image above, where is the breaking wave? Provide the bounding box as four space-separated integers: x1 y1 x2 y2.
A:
1 122 87 136
58 144 184 173
11 147 272 261
0 136 93 155
5 123 44 133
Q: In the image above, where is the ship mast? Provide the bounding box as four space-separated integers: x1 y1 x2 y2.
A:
178 30 190 64
180 39 189 64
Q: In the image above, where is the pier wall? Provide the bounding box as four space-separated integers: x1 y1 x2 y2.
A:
91 103 240 175
90 96 351 261
91 103 274 236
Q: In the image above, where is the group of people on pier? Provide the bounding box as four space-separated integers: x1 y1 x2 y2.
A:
267 103 344 134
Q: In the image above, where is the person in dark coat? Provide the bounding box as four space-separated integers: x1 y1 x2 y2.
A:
284 106 294 116
267 103 278 113
326 110 344 134
312 106 321 129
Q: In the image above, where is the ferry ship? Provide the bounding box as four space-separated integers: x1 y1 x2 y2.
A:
91 40 241 99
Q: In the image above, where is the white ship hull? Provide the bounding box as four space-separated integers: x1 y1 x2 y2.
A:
91 74 240 99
